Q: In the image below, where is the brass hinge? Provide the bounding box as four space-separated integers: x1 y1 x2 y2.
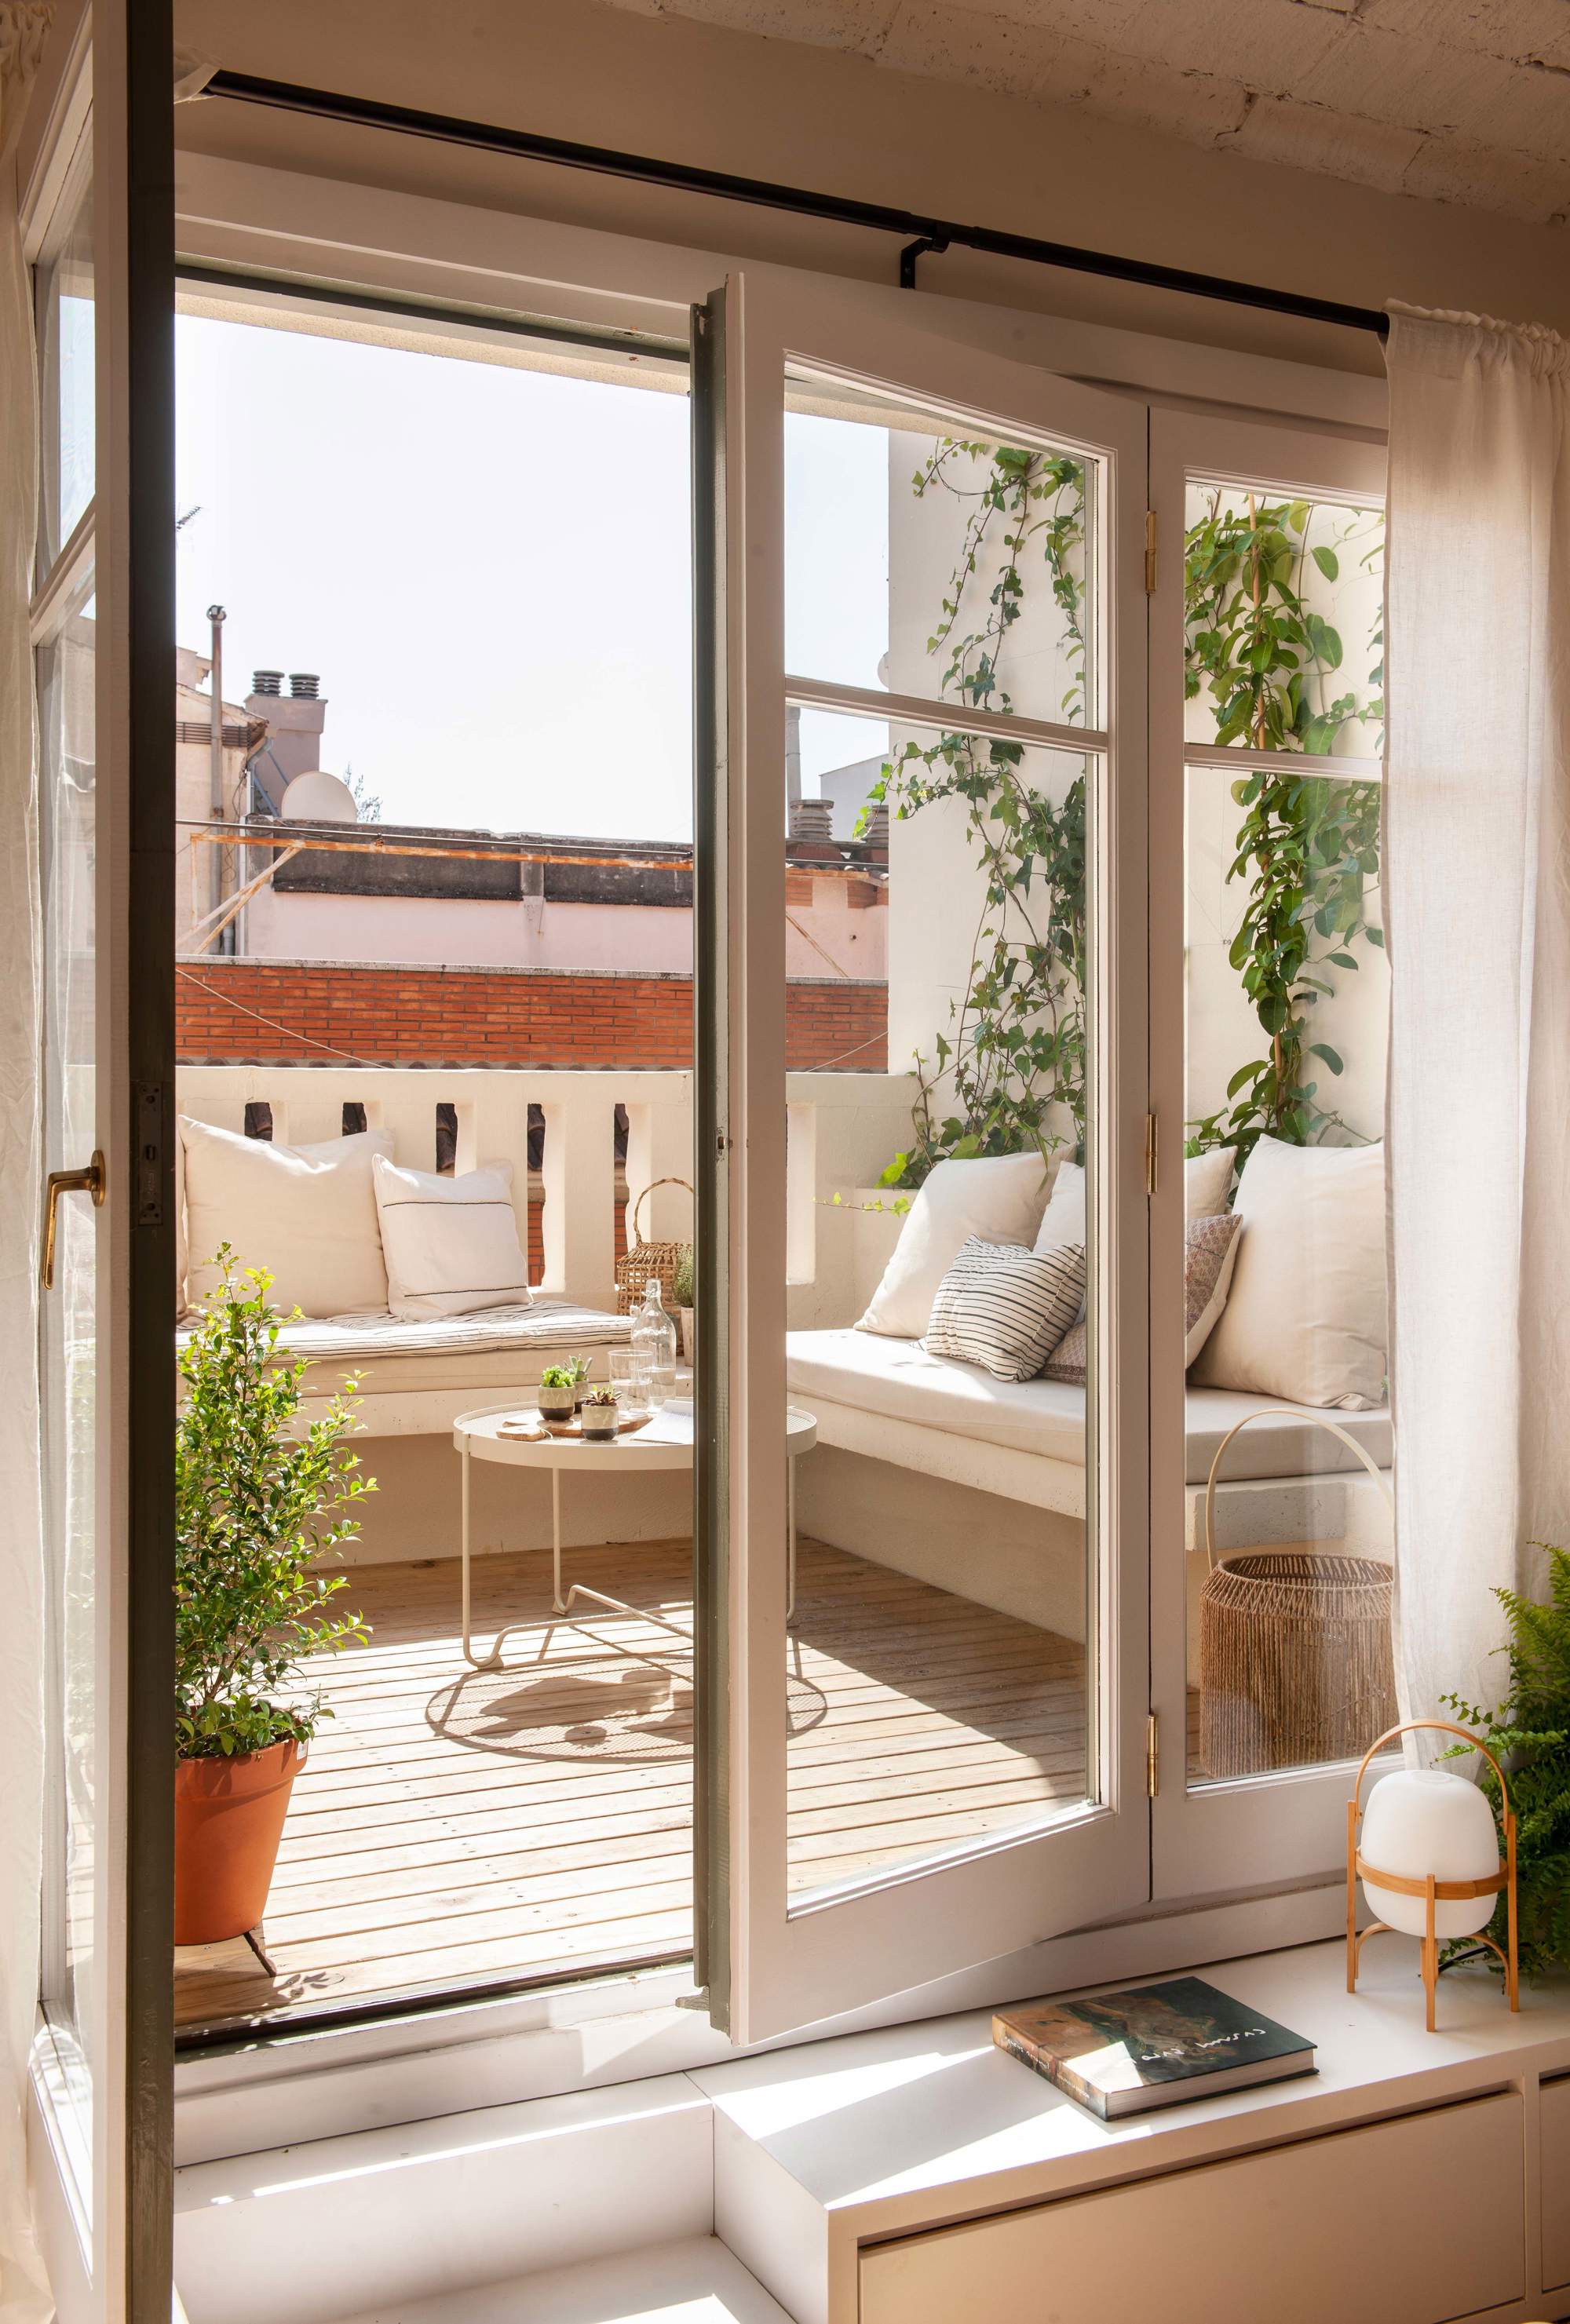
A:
1144 509 1158 596
1146 1711 1160 1798
1144 1111 1158 1197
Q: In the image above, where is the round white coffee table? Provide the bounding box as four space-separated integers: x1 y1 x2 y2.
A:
452 1397 819 1667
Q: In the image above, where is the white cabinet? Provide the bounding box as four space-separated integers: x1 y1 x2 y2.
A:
860 2092 1524 2324
1543 2074 1570 2297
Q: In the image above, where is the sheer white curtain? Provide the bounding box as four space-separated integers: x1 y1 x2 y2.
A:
1385 305 1570 1739
0 10 49 2321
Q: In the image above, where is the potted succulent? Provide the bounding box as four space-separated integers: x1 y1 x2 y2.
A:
174 1250 373 1946
537 1363 579 1423
580 1384 621 1440
673 1248 696 1366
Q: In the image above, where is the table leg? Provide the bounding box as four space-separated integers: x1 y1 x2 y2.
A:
461 1437 476 1666
787 1452 799 1629
552 1466 566 1615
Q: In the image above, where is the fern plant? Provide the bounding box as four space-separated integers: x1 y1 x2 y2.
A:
1443 1542 1570 1981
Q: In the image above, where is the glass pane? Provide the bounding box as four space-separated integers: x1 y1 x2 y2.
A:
36 169 96 571
786 376 1099 730
38 575 98 2055
1182 751 1392 1786
783 713 1101 1899
1184 479 1383 757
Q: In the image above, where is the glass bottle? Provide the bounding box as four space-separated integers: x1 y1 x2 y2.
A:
633 1277 679 1410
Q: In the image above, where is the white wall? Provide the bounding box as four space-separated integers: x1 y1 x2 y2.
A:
242 881 885 980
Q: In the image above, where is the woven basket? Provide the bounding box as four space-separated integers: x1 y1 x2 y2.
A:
1198 1410 1396 1781
615 1177 694 1315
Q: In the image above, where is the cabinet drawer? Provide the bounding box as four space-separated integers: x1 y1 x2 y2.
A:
859 2091 1522 2324
1544 2074 1570 2293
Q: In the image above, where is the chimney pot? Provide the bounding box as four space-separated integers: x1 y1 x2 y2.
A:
288 672 320 699
252 669 283 695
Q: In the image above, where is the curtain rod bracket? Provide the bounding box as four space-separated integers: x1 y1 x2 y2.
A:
899 233 949 290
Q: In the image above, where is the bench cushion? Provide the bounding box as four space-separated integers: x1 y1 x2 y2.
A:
177 1297 633 1374
785 1327 1391 1484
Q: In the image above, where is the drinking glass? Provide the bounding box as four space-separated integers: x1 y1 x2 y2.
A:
609 1348 648 1414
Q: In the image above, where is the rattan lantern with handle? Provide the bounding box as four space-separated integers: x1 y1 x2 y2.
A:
616 1177 694 1315
1347 1719 1519 2031
1198 1410 1397 1781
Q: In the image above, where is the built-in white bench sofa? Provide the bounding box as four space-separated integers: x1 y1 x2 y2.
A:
784 1325 1393 1644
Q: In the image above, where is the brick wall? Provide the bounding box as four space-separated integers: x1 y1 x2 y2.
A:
174 960 887 1073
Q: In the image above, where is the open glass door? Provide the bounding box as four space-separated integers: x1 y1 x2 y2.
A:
21 4 175 2317
696 273 1149 2042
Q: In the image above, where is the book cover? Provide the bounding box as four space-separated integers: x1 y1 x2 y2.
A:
993 1976 1316 2120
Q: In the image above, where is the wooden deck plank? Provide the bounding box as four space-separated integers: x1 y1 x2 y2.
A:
174 1537 1086 2034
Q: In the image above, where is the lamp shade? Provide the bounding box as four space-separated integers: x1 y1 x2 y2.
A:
1360 1768 1499 1939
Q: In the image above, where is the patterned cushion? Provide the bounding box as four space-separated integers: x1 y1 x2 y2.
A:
1042 1315 1088 1385
923 1236 1086 1383
1185 1210 1243 1364
1042 1213 1243 1385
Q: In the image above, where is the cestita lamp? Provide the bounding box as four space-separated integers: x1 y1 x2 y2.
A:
1346 1720 1519 2032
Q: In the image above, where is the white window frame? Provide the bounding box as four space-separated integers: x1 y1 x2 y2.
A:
162 145 1393 2121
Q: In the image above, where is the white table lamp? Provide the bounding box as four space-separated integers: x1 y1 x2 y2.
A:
1347 1719 1518 2030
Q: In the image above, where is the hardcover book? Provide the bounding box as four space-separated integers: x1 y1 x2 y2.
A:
993 1976 1316 2120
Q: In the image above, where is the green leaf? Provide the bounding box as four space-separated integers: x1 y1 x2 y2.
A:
1311 545 1340 581
1308 1042 1344 1074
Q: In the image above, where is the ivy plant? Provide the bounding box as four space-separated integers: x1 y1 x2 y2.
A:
869 453 1386 1183
1184 488 1384 1161
176 1250 372 1760
1443 1543 1570 1982
865 440 1090 1188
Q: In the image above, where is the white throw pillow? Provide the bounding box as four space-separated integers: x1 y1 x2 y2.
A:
1185 1144 1236 1220
373 1153 532 1320
1190 1136 1386 1409
1034 1158 1086 1258
856 1153 1050 1340
181 1118 393 1319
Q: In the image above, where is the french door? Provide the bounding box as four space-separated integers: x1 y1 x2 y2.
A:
23 4 175 2318
696 272 1150 2043
1148 405 1389 1899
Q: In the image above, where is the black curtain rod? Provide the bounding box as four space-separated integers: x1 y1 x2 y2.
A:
203 70 1390 340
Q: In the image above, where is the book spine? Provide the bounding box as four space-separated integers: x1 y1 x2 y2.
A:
991 2026 1109 2120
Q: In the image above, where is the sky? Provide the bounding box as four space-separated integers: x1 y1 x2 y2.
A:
175 314 889 840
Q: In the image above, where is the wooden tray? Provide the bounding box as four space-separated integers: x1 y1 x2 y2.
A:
496 1410 653 1441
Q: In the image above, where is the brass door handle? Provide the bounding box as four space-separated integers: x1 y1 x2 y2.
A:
42 1151 105 1289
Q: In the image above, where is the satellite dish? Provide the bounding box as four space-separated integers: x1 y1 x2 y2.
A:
279 769 359 825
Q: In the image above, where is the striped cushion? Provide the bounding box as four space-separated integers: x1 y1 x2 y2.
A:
923 1236 1086 1382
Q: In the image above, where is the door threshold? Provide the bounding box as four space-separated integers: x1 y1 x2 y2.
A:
173 1945 696 2053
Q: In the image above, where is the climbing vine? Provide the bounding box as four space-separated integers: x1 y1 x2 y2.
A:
1183 489 1384 1160
871 448 1385 1186
867 440 1090 1188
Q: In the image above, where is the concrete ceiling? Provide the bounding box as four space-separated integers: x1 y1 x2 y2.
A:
603 0 1570 224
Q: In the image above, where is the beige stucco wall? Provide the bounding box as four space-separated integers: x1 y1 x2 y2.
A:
173 0 1568 372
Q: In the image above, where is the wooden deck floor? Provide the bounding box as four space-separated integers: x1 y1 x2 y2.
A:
173 1538 1089 2034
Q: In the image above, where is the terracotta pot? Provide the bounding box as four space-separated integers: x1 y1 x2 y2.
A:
173 1738 305 1945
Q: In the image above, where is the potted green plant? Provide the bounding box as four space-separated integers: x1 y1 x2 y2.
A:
672 1248 695 1365
537 1363 579 1423
1444 1542 1570 1982
174 1251 373 1946
581 1384 621 1440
